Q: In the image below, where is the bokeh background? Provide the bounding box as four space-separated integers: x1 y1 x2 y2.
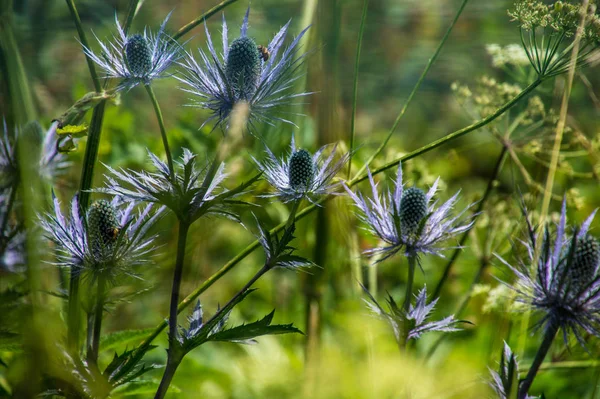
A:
1 0 600 397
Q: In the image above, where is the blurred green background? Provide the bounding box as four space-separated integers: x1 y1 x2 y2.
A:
1 0 600 397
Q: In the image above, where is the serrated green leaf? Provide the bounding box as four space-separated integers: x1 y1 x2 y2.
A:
208 310 303 344
111 379 180 396
99 328 156 353
103 345 157 386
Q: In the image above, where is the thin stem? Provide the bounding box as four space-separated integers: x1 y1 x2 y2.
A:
432 145 508 299
286 199 301 229
403 256 416 313
518 323 559 399
87 275 106 367
154 355 182 399
123 0 140 36
347 0 368 179
64 0 101 92
355 0 470 177
131 76 544 355
173 0 240 41
144 84 175 180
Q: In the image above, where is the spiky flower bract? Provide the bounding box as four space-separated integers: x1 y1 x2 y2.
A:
176 7 311 131
496 199 600 347
101 149 258 223
0 120 68 190
254 215 313 271
362 284 463 344
83 12 182 91
344 164 474 262
40 195 162 281
252 136 349 204
489 343 539 399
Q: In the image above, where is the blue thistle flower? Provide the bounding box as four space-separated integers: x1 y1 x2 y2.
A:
362 284 464 344
100 149 256 223
496 199 600 347
83 12 183 91
252 136 349 204
0 120 69 190
344 164 474 261
176 7 311 131
40 195 162 281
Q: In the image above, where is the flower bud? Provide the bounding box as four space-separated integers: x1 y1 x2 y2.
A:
88 200 120 252
570 234 600 292
125 34 153 77
226 37 261 98
400 187 427 235
288 149 314 189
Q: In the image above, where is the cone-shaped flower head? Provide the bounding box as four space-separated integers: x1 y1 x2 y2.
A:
87 200 120 256
177 7 311 132
41 195 162 281
288 149 314 189
570 234 600 292
125 34 154 77
399 187 427 235
226 36 261 99
83 13 182 91
497 199 600 347
253 136 349 204
344 163 474 261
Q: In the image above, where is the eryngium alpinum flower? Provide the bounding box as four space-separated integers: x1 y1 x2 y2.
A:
489 343 539 399
497 199 600 347
252 136 349 203
40 195 162 280
344 164 474 261
83 13 182 91
176 7 311 131
101 149 257 223
362 284 463 343
0 120 68 190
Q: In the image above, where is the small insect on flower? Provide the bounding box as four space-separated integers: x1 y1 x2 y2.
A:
40 195 163 282
344 163 474 262
177 7 311 132
257 45 270 62
252 136 350 204
83 12 183 91
496 198 600 348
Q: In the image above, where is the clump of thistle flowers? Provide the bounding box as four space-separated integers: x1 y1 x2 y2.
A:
496 199 600 398
83 13 182 91
253 136 349 204
177 7 311 131
508 0 600 78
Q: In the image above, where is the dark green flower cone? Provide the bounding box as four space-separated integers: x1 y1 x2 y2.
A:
88 200 120 253
125 34 153 77
400 187 427 235
571 234 600 292
288 149 314 189
226 37 261 98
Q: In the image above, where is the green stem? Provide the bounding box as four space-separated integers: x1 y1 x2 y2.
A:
144 84 175 180
432 145 508 299
154 354 182 399
88 275 106 367
131 76 544 355
518 323 559 399
347 0 368 179
168 222 189 346
64 0 101 92
173 0 240 41
286 199 301 229
403 256 416 313
123 0 140 36
355 0 470 178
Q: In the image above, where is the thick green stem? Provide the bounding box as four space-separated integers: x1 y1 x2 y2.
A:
123 0 140 36
88 275 106 367
131 77 544 355
356 0 470 177
518 323 559 399
403 256 416 313
168 222 190 345
145 84 175 180
154 355 182 399
286 200 301 229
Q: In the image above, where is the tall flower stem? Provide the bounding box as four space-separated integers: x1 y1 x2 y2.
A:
144 84 175 180
403 256 416 313
518 323 559 399
168 221 190 347
173 0 240 41
87 274 107 367
131 77 544 354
